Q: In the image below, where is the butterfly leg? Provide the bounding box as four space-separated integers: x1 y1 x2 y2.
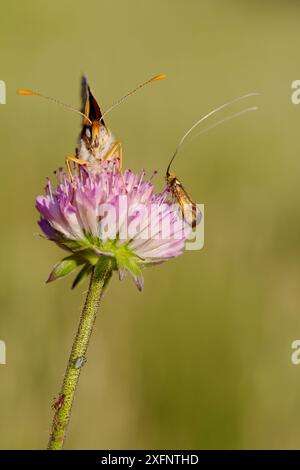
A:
65 155 87 186
102 142 122 168
102 142 126 186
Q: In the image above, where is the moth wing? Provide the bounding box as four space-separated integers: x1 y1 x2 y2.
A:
173 183 201 228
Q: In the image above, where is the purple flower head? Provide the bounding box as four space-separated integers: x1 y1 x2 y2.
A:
36 165 191 290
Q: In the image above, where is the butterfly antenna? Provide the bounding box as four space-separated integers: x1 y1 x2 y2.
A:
101 73 166 122
17 89 92 124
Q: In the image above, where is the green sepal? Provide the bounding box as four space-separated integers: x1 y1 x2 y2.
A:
47 255 85 283
71 264 92 289
114 248 142 279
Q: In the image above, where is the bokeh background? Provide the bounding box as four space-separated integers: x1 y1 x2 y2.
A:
0 0 300 449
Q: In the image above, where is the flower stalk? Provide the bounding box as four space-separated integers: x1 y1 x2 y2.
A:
47 257 113 450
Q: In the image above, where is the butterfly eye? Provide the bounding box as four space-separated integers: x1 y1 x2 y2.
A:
85 128 91 138
100 126 109 141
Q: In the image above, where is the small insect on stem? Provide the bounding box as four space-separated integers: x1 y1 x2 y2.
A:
74 356 87 369
166 92 260 227
51 394 65 411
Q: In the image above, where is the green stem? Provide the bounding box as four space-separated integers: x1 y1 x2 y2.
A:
47 257 112 450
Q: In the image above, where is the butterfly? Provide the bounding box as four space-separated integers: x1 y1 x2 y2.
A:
17 74 166 182
68 75 122 177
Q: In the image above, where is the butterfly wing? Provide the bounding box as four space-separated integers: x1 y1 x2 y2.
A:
80 75 90 126
80 75 104 125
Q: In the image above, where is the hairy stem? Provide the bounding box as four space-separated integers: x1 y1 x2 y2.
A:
47 257 112 450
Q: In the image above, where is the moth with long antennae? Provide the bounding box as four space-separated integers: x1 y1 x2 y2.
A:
166 93 260 228
17 74 166 182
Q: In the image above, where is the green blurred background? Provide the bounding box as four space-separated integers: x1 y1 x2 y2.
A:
1 0 300 449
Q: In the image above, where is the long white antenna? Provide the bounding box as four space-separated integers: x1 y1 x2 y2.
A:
166 92 260 175
190 106 258 141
